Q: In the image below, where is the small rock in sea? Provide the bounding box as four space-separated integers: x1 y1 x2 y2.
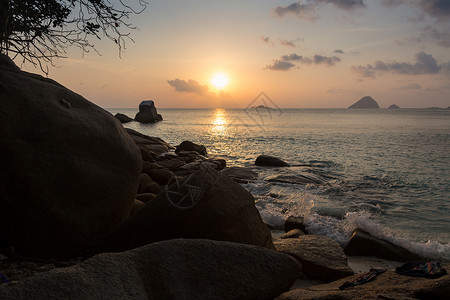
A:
255 155 289 167
114 113 133 123
175 141 207 156
348 96 380 109
344 229 422 261
284 216 307 233
134 100 163 123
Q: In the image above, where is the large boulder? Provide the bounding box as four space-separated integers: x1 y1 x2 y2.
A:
255 155 289 167
134 100 163 123
175 140 207 156
276 265 450 300
0 239 302 300
93 167 275 253
344 229 422 261
348 96 379 109
274 236 354 282
0 54 142 258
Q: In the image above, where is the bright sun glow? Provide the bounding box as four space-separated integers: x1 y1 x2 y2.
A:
211 73 229 89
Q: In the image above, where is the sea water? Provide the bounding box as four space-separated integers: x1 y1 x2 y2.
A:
109 108 450 261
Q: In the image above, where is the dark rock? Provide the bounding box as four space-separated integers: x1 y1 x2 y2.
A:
135 193 156 204
255 155 289 167
176 140 207 156
0 239 302 300
92 168 275 253
388 104 400 109
285 216 307 233
138 173 153 193
280 229 305 239
274 235 354 282
221 166 258 183
0 54 142 259
138 145 157 162
275 266 450 300
155 158 185 171
344 229 422 261
348 96 380 109
146 168 174 186
130 199 145 215
134 100 163 123
114 113 133 123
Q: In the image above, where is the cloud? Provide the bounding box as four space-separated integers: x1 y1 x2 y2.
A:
393 83 422 90
167 79 208 95
278 38 300 48
266 53 341 71
334 49 344 54
352 52 448 77
419 26 450 47
273 0 365 21
380 0 407 7
260 35 274 46
264 60 296 71
314 54 341 66
418 0 450 19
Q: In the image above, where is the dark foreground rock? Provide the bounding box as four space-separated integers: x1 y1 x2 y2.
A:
0 239 302 300
114 113 134 123
0 54 142 259
274 236 354 282
93 167 275 253
348 96 379 109
134 100 163 123
344 229 422 261
176 140 207 156
284 216 307 233
255 155 289 167
276 265 450 300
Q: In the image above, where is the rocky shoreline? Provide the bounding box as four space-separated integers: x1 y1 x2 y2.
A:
1 54 448 299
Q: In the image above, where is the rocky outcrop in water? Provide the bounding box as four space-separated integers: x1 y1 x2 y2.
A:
0 54 142 259
256 155 289 167
388 104 400 109
134 100 163 123
114 112 134 123
348 96 380 109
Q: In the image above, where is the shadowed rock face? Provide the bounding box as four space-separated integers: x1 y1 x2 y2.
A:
134 100 163 123
348 96 380 109
0 54 142 259
0 239 302 300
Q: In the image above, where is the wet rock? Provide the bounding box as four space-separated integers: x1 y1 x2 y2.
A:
125 128 170 156
175 140 207 156
138 145 157 162
114 113 133 123
221 166 258 183
280 229 305 239
0 239 301 300
285 216 307 233
274 235 354 282
344 229 422 261
134 100 163 123
266 173 326 185
135 193 156 204
275 265 450 300
155 158 185 171
0 54 142 259
255 155 289 167
93 168 274 253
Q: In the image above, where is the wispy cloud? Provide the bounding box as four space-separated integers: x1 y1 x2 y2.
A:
260 35 274 46
273 0 365 21
352 52 450 78
418 0 450 20
265 53 341 71
261 36 303 48
167 79 208 95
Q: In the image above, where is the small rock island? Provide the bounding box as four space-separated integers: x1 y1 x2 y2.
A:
388 104 400 109
135 100 163 123
348 96 380 109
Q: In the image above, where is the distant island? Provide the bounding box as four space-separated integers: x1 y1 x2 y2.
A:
388 104 400 109
348 96 379 109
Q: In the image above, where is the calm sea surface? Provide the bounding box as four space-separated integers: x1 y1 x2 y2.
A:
109 108 450 260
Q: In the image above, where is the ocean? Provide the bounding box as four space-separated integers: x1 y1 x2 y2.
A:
108 107 450 261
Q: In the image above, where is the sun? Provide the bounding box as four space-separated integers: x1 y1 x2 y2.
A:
211 73 229 89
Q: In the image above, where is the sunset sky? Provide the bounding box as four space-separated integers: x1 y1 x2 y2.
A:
19 0 450 108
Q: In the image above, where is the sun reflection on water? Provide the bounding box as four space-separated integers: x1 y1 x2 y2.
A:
210 108 228 136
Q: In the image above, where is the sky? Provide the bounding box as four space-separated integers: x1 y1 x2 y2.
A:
17 0 450 108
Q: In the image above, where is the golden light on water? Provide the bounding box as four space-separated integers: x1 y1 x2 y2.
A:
210 108 228 135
